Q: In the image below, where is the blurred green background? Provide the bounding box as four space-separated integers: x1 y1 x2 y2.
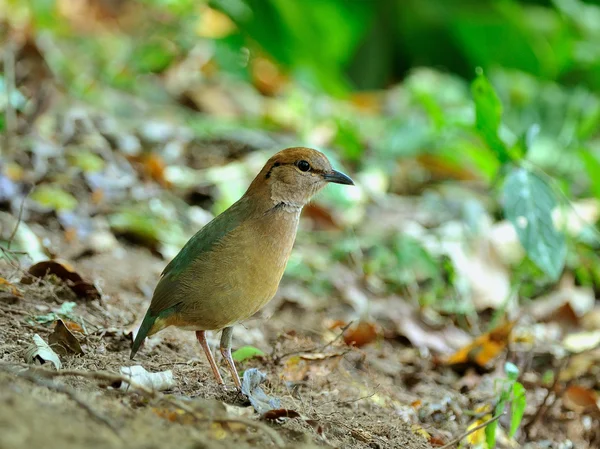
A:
2 0 600 303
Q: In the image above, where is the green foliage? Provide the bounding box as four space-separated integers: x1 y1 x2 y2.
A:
503 167 566 280
31 185 78 211
472 69 510 163
213 0 372 94
485 362 527 448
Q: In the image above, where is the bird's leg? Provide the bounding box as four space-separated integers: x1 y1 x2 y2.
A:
195 330 224 385
220 326 242 391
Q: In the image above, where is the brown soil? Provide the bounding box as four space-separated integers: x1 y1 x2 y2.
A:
0 241 433 449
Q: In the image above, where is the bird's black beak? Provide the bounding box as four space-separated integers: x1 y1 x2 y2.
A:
323 169 354 186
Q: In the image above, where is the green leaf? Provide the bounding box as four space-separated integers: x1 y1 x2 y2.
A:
31 185 78 211
486 402 505 449
503 167 566 280
579 149 600 198
471 69 511 163
510 382 527 438
232 345 266 362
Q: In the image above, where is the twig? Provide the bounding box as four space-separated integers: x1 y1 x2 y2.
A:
524 356 570 436
1 366 120 436
273 321 354 364
7 186 30 250
0 362 285 447
439 412 504 449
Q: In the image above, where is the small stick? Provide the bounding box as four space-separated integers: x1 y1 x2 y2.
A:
274 321 354 363
0 362 285 447
7 186 30 250
439 413 504 449
524 356 569 436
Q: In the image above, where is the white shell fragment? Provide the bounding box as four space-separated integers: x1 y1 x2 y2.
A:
119 365 175 391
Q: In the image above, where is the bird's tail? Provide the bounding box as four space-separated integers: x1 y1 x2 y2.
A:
129 312 157 359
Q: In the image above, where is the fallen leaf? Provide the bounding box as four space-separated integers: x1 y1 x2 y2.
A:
343 321 380 347
562 385 600 415
24 334 62 369
62 320 84 334
446 321 516 369
529 274 594 325
581 306 600 331
262 409 301 422
232 346 266 363
128 152 171 187
563 331 600 353
466 414 493 445
372 297 471 354
411 424 431 439
22 260 101 300
241 368 280 415
30 184 78 211
298 351 347 361
151 407 195 425
0 277 22 297
281 356 308 382
302 203 340 230
31 301 78 325
561 350 600 381
48 319 84 356
118 365 175 391
0 211 47 263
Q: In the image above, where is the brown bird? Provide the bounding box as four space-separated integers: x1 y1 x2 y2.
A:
130 147 354 389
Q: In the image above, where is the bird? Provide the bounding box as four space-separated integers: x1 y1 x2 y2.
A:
130 147 354 390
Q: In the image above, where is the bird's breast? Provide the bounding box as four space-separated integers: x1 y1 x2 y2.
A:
176 207 300 329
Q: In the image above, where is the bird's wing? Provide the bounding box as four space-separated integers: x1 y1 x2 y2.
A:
130 197 252 359
160 197 249 278
149 197 250 315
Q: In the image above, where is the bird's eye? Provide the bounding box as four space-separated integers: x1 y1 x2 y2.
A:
296 160 311 172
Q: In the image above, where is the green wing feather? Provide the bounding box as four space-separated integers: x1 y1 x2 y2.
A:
130 198 250 359
161 197 250 278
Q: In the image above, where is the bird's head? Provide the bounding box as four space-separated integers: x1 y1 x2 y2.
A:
248 147 354 208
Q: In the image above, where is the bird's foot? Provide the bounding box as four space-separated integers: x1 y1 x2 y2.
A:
216 383 249 405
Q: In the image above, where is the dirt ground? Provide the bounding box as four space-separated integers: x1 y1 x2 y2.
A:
0 238 436 449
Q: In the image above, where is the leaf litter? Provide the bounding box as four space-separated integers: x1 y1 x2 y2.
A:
1 15 599 449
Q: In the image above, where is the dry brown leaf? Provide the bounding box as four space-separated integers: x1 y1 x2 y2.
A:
262 409 301 422
22 259 101 300
343 321 380 347
581 306 600 331
372 297 471 354
48 319 84 356
281 354 339 382
302 203 340 230
151 407 195 425
563 331 600 353
561 349 600 381
251 55 288 96
446 321 516 369
529 274 594 325
562 385 600 415
128 153 171 188
0 277 22 297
